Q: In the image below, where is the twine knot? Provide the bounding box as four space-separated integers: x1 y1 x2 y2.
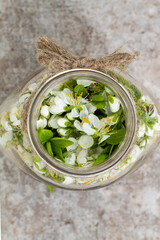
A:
36 37 137 72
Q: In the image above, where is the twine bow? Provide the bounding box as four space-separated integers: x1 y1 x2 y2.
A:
36 37 137 72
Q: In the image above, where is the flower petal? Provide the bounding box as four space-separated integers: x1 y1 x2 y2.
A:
12 120 21 126
66 137 78 151
1 119 12 131
63 176 74 185
146 127 154 137
57 118 71 128
54 96 66 107
108 96 121 113
80 105 89 120
10 106 18 122
99 135 110 144
65 153 76 165
40 105 50 119
77 79 95 87
19 93 31 104
78 135 94 149
88 114 101 129
77 149 88 164
49 105 65 114
74 120 83 131
28 83 37 92
82 122 96 135
103 102 112 115
70 108 79 118
101 115 119 126
37 118 47 129
137 124 146 138
86 103 97 113
48 115 60 129
62 88 74 105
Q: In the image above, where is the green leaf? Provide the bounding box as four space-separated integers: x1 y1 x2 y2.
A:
51 137 73 148
108 95 114 104
34 162 46 172
108 145 114 158
93 154 108 166
105 129 126 145
46 142 54 157
74 84 88 97
46 184 54 193
33 157 46 172
38 129 54 144
51 143 64 161
90 94 105 102
33 156 41 162
60 79 77 91
90 94 105 109
101 145 112 154
45 170 50 176
130 84 142 100
91 101 106 109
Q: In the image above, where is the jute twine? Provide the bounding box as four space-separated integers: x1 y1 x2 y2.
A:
36 37 138 72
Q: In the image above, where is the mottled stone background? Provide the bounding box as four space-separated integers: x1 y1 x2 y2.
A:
0 0 160 240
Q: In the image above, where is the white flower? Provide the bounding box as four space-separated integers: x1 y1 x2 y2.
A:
146 127 154 137
103 102 112 115
63 176 74 185
49 96 67 114
74 106 99 135
17 145 24 153
79 105 89 119
37 118 47 129
48 115 60 129
66 137 78 151
74 119 96 135
77 149 88 164
65 153 76 165
99 135 110 144
65 136 94 165
10 107 18 122
91 146 104 158
19 93 31 104
9 106 21 126
66 108 79 120
23 135 31 150
101 114 120 126
76 79 95 87
129 145 142 163
49 88 88 115
137 124 146 138
141 95 153 104
57 128 72 136
40 105 50 119
57 118 71 128
1 112 12 131
85 102 97 113
154 122 160 132
108 96 121 113
28 83 37 92
78 135 94 149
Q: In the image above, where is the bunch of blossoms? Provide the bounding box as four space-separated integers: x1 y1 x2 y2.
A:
37 79 123 166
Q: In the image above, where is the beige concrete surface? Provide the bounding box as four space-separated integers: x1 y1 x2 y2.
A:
0 1 160 239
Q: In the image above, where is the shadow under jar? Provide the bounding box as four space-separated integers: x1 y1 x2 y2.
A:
0 69 160 190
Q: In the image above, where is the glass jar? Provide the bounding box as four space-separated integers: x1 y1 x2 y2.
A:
0 68 160 190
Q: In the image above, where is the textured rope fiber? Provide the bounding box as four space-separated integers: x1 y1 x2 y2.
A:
36 37 137 72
